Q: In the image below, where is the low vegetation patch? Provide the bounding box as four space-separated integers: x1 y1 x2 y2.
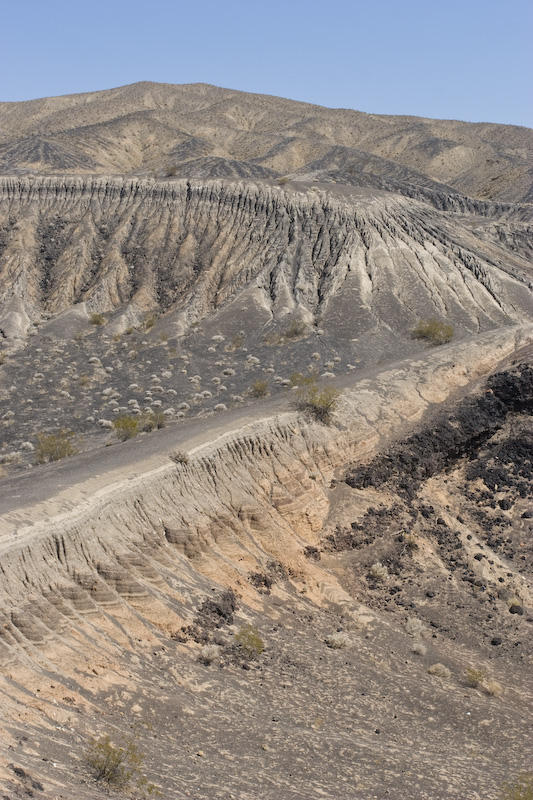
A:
500 773 533 800
368 562 388 582
85 733 159 796
428 663 451 679
169 450 189 464
325 632 350 649
235 623 264 660
248 379 269 398
89 312 106 326
465 667 487 688
283 318 307 339
295 380 340 424
114 411 166 441
411 318 454 345
114 415 140 441
35 429 79 464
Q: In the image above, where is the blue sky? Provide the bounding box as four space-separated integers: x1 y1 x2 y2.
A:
1 0 531 127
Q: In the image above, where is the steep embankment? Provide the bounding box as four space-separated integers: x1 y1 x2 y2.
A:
0 177 531 342
0 327 532 799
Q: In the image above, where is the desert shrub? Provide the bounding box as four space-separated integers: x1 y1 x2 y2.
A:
113 415 140 441
165 165 178 177
235 623 264 660
325 632 350 649
465 667 487 688
295 383 340 424
411 318 454 346
484 679 503 697
283 318 307 339
0 353 6 365
410 641 427 656
198 644 219 665
402 533 419 552
249 379 269 398
428 663 451 679
500 773 533 800
85 733 159 795
368 562 388 582
169 450 189 464
141 410 166 431
144 314 157 330
35 430 79 464
289 370 318 387
277 176 289 185
89 312 106 326
405 617 426 637
226 334 244 351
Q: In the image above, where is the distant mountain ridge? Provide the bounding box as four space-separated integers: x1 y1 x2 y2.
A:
0 81 531 203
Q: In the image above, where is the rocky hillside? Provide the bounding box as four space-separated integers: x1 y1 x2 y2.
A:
0 82 531 202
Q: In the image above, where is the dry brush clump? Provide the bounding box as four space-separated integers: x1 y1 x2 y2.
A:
411 318 454 346
428 663 451 679
368 562 389 582
169 450 189 464
198 644 220 665
325 632 350 649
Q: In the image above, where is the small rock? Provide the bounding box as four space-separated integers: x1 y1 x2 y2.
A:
491 636 502 646
509 606 524 615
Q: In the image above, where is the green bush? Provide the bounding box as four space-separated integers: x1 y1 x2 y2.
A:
85 733 159 795
235 623 264 660
35 430 79 464
465 667 487 688
89 312 106 326
411 318 454 345
295 382 340 424
249 379 269 398
500 773 533 800
289 370 318 387
113 415 140 441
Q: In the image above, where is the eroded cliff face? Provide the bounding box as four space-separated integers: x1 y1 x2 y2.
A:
0 323 532 797
0 177 531 343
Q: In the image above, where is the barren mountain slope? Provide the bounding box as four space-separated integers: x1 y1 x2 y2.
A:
0 85 532 800
0 82 531 202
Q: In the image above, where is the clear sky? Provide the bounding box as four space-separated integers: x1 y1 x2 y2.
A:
1 0 531 128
